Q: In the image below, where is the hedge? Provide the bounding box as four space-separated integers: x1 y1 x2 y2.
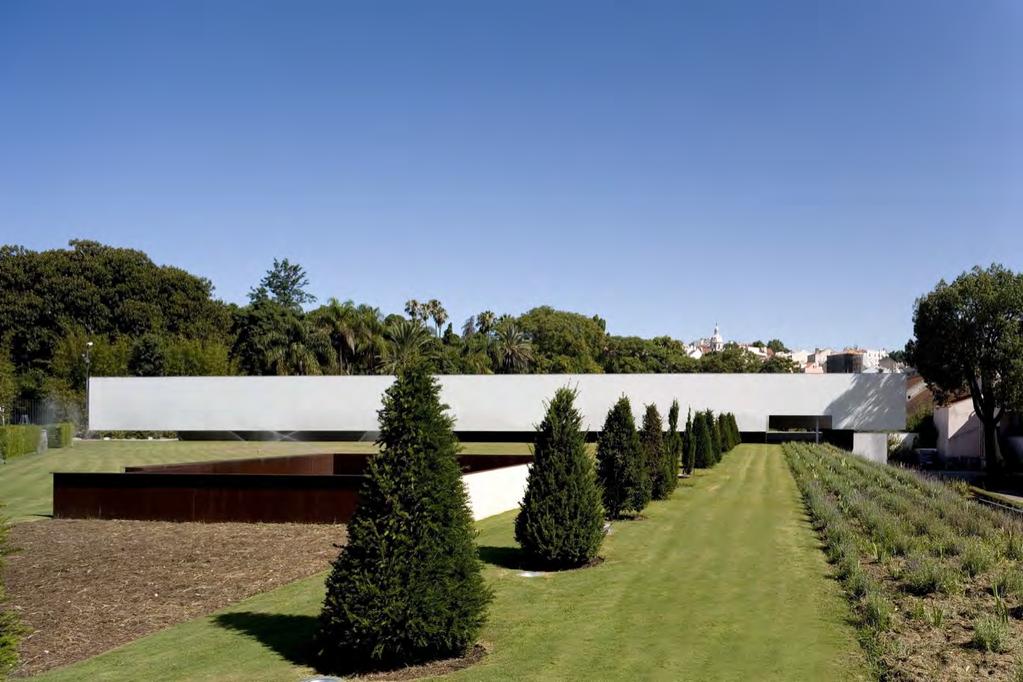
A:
0 425 43 462
0 511 21 675
46 422 75 449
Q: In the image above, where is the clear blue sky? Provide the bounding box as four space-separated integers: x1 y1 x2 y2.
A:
1 1 1020 350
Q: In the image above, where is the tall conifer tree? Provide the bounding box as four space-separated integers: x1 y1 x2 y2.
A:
515 388 605 568
316 366 491 671
693 411 715 469
683 408 696 474
641 404 672 500
665 400 682 492
596 397 649 518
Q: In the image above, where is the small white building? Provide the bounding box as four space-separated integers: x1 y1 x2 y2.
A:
934 397 983 460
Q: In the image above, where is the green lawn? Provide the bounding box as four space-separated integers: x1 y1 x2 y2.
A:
31 444 866 681
0 439 531 523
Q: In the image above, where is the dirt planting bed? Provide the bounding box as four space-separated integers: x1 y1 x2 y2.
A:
3 519 345 677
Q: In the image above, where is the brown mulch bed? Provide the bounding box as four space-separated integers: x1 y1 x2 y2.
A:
3 519 345 677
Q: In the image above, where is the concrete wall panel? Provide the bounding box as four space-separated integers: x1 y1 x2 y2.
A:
90 373 906 434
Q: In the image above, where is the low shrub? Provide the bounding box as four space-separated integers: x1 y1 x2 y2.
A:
0 425 42 462
993 570 1023 599
1004 530 1023 561
45 422 75 449
928 532 963 558
902 557 960 596
960 540 996 578
862 594 893 631
972 616 1009 653
845 566 871 600
924 605 946 628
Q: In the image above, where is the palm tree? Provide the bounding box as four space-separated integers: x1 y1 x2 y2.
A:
426 299 448 336
492 320 534 373
349 304 386 373
382 318 434 373
461 344 494 374
476 310 496 335
311 298 360 374
263 316 333 375
404 299 424 323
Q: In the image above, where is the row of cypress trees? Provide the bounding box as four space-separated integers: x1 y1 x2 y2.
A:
684 409 741 471
514 391 689 572
316 369 744 673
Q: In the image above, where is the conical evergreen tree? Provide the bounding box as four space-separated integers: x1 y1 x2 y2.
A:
730 413 742 447
596 397 649 518
641 404 672 500
708 410 722 460
717 413 732 453
316 366 491 672
693 411 715 469
515 387 605 568
683 408 696 474
665 400 682 492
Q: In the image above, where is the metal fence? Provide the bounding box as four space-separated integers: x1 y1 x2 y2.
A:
3 399 59 426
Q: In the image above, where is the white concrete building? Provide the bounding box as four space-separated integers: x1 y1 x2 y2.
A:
90 374 906 450
934 397 983 460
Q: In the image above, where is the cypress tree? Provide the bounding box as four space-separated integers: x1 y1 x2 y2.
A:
708 410 722 460
515 387 605 569
730 413 742 446
641 404 671 500
693 411 715 469
665 400 682 492
316 366 491 672
596 397 649 519
717 413 732 453
683 408 696 474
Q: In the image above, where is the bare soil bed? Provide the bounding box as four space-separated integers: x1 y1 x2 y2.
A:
3 519 345 677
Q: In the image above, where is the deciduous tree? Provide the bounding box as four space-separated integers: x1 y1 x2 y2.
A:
907 265 1023 472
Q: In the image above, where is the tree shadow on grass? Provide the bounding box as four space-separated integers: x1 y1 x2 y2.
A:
477 545 527 570
477 545 605 572
213 612 318 668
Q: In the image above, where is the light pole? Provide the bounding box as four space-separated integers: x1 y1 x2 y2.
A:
84 341 93 436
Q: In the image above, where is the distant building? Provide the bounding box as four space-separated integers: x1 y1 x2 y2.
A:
826 350 865 374
860 348 886 371
691 323 726 356
708 323 724 352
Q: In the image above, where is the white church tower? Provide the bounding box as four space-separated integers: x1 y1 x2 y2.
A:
710 323 724 352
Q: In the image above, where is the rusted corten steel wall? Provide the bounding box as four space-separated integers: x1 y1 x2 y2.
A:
53 452 533 524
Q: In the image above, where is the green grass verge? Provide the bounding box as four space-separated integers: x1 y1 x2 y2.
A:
31 445 866 681
0 440 531 524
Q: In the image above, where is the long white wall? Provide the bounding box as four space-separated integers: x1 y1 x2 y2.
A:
90 373 906 433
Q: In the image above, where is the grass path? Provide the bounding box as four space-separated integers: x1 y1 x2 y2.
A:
0 440 530 523
31 444 866 681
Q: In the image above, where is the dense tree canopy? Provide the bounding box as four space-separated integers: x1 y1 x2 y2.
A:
907 264 1023 471
1 240 804 424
